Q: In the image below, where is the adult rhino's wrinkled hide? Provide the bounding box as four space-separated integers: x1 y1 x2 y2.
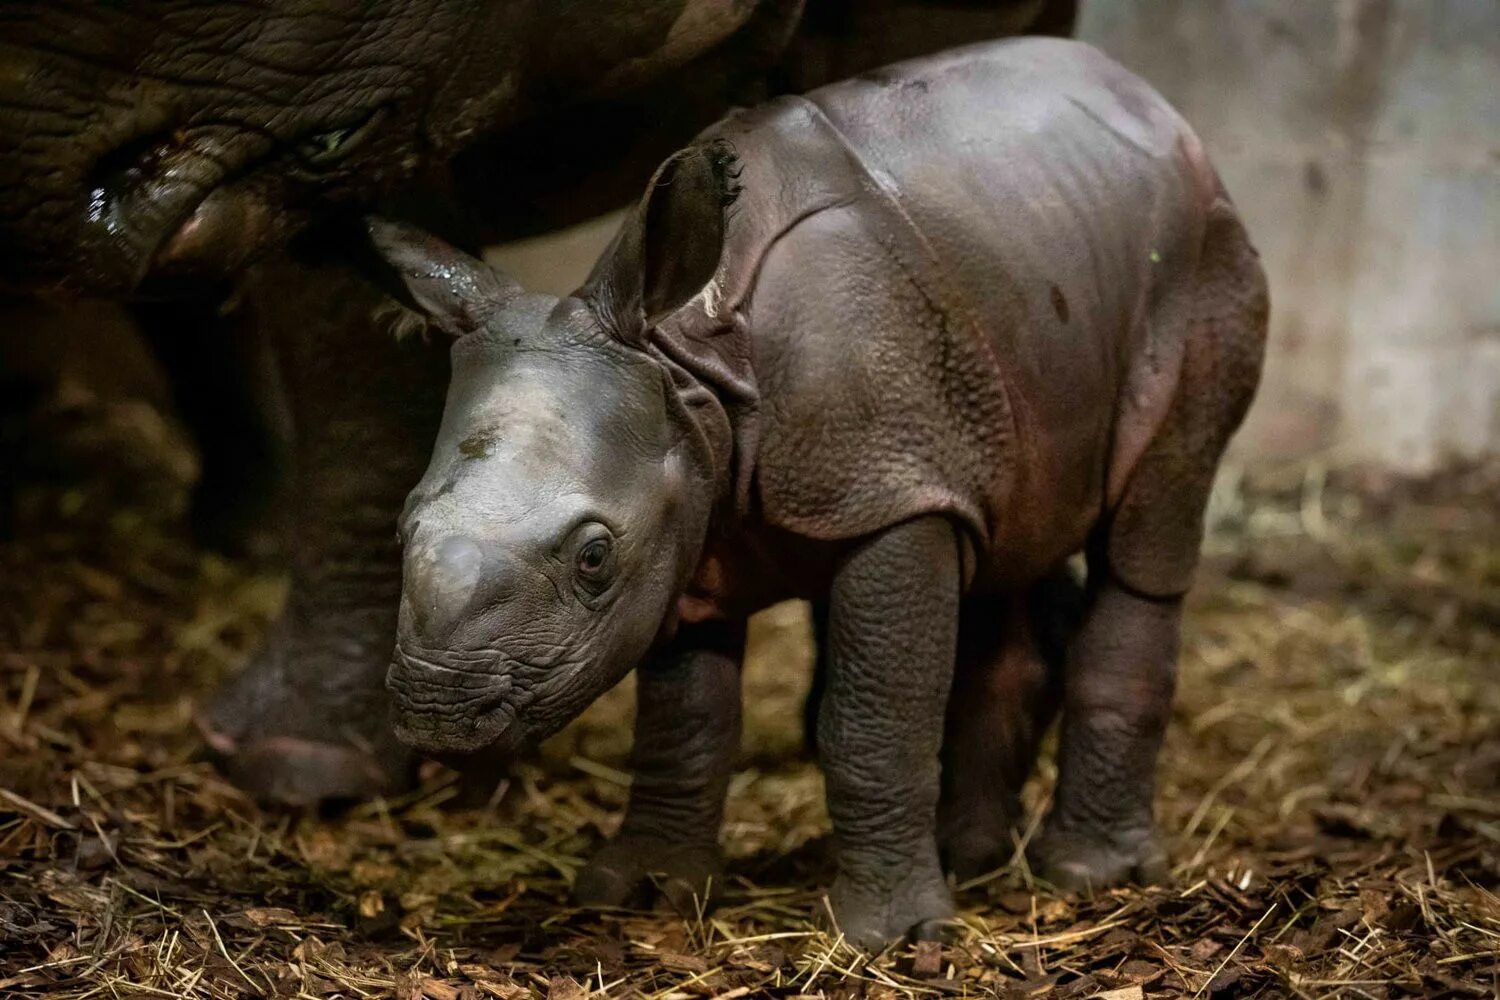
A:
1 0 761 293
0 0 1075 297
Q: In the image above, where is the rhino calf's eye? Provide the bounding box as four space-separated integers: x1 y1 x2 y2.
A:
569 524 618 598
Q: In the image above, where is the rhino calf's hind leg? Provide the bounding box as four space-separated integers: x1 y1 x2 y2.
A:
575 620 744 914
1033 201 1268 890
820 515 959 950
197 263 451 805
937 580 1073 882
1030 581 1178 890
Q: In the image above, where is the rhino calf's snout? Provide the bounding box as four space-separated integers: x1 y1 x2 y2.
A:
390 530 522 760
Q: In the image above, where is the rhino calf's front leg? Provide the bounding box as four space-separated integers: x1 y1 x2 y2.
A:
574 620 743 914
821 516 960 950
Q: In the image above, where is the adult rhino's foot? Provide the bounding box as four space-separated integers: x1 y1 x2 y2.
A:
200 731 405 806
1029 820 1168 892
187 255 452 807
197 633 416 806
827 859 955 953
574 837 723 915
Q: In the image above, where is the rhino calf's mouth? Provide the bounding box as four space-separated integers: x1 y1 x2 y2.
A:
387 643 528 757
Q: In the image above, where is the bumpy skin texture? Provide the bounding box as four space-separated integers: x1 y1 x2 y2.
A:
818 516 962 945
374 38 1266 949
0 0 779 295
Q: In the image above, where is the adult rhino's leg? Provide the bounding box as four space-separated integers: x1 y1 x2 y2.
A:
198 260 448 805
132 290 291 558
937 571 1080 882
574 619 743 914
820 515 959 951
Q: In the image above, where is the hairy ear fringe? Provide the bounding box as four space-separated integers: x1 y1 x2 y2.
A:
704 138 744 213
372 299 436 344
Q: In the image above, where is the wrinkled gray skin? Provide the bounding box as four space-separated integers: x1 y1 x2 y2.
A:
372 38 1268 950
0 0 1076 806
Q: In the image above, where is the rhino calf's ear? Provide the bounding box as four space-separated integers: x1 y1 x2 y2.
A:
365 216 523 337
584 141 738 342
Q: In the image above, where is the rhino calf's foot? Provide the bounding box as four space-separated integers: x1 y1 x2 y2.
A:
1030 822 1168 892
574 623 743 916
575 838 724 915
939 805 1021 884
826 857 955 952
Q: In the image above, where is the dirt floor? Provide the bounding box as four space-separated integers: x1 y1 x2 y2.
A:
1 395 1497 999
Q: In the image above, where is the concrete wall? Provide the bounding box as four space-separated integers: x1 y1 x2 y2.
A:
1079 0 1500 470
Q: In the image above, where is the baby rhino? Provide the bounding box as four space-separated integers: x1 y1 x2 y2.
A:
372 37 1267 949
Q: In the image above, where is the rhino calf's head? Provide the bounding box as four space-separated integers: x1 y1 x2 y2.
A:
369 145 735 759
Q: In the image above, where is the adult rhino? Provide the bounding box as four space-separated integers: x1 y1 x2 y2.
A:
0 0 1076 804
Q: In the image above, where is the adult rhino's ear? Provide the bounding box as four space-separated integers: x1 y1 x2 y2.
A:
583 141 738 344
365 217 523 337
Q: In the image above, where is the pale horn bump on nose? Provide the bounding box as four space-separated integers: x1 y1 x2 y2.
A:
408 535 487 640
